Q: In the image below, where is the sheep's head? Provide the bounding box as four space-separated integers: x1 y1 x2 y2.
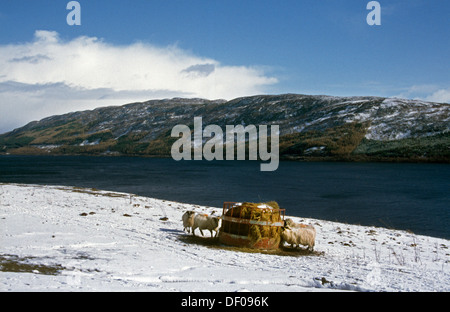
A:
281 225 291 232
285 218 295 227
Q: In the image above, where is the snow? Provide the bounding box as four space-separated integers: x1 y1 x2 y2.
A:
35 145 61 150
333 97 450 141
1 183 449 292
79 139 100 146
304 146 326 155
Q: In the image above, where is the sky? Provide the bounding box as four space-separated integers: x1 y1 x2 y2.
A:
0 0 449 133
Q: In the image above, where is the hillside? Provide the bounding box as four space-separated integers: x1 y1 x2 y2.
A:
1 183 449 291
1 94 449 162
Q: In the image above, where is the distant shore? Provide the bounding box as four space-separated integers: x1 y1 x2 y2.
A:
1 151 449 164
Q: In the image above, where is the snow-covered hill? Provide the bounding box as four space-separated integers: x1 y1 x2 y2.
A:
1 94 449 162
1 183 448 292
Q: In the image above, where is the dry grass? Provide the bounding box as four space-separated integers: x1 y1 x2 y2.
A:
56 186 129 198
0 254 65 275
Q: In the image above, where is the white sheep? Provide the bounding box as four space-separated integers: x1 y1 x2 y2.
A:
192 213 220 237
281 223 316 251
181 210 195 233
285 218 309 229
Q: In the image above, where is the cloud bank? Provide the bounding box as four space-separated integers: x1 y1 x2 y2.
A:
395 84 450 105
0 30 277 133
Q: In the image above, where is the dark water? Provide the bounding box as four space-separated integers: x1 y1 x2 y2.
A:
0 155 449 239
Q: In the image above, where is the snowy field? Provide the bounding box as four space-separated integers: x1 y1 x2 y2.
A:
0 183 448 292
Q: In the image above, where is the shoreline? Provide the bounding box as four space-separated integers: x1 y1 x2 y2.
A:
1 152 449 164
2 175 449 241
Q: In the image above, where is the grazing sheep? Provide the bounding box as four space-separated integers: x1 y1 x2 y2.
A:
281 224 316 251
182 211 195 233
192 214 220 237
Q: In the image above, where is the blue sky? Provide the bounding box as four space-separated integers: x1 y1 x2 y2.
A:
0 0 449 132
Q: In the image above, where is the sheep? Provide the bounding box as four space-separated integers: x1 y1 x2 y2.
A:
192 213 220 237
285 218 310 229
181 210 195 233
280 223 316 251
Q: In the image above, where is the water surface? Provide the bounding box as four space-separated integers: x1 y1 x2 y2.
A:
1 156 448 239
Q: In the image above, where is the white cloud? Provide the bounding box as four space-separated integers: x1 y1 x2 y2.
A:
423 89 450 104
0 30 277 133
394 84 450 104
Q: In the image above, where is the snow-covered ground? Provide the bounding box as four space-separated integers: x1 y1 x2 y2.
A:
0 183 448 292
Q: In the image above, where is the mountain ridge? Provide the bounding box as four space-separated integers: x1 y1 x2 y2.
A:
1 93 449 162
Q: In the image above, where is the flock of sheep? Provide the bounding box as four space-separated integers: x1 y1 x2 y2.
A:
181 211 316 251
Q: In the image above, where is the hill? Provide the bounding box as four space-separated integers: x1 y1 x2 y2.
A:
1 94 449 162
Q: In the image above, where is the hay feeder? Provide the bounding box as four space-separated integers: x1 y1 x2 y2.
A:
219 202 285 250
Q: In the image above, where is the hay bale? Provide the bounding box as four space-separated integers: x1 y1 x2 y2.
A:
222 201 283 247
